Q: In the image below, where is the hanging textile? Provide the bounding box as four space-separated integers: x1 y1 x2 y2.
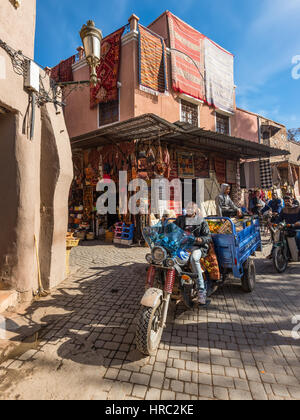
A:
226 160 237 184
51 55 76 83
292 165 299 182
194 156 209 179
167 11 206 102
243 161 261 189
240 163 246 189
288 163 295 186
90 26 125 108
138 25 168 95
272 165 281 186
178 153 195 178
259 159 273 189
204 38 234 113
214 157 226 185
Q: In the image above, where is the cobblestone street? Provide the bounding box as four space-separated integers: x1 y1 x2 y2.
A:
0 241 300 400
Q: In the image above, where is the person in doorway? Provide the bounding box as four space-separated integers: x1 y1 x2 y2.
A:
215 184 242 218
175 202 211 306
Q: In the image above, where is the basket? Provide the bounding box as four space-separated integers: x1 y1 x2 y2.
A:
105 231 114 242
218 220 233 234
75 231 86 240
66 238 80 248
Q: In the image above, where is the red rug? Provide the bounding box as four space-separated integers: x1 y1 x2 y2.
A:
90 26 125 108
51 55 75 83
167 11 205 102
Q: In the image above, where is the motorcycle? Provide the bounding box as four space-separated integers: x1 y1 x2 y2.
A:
135 221 217 356
270 222 300 273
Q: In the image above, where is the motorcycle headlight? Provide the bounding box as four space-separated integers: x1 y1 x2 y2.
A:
145 254 153 264
166 258 175 267
152 246 167 264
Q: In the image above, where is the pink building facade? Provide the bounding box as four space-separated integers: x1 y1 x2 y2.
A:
54 11 290 233
64 13 235 140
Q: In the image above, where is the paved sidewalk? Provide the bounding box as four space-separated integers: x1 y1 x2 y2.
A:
0 241 299 400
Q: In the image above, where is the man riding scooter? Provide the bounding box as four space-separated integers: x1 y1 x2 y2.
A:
276 196 300 250
175 202 211 306
262 192 283 221
268 196 300 261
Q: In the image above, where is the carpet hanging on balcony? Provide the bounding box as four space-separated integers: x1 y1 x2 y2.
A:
51 55 76 83
90 26 125 108
138 25 168 95
166 11 206 102
204 38 235 113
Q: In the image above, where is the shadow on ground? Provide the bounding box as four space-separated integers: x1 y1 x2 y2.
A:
3 248 299 375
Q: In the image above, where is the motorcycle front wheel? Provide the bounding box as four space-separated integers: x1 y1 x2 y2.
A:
273 247 288 273
136 299 164 356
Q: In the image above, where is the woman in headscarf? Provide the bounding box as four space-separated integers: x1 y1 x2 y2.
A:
215 184 242 218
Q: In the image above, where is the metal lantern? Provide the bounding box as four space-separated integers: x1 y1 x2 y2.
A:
79 20 103 86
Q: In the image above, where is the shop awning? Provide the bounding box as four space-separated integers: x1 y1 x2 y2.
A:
163 122 290 159
71 114 178 149
272 160 300 168
70 113 289 159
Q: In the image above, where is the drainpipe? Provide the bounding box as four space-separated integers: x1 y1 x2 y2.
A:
257 116 261 144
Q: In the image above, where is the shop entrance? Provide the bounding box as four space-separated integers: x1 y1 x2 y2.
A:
0 109 18 290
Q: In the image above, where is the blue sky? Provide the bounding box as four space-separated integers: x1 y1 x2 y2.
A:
35 0 300 129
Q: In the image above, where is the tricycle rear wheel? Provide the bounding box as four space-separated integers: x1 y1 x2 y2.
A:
241 259 256 293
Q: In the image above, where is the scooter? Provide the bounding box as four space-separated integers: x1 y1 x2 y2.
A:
135 221 217 356
270 222 300 273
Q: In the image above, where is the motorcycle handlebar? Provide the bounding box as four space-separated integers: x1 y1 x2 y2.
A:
270 223 300 230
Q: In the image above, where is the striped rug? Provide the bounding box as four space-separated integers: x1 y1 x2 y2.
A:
139 25 168 95
167 11 205 102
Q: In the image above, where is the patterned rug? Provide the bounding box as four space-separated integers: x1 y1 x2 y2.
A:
204 38 234 113
167 11 205 101
90 26 125 108
51 55 76 83
139 25 168 95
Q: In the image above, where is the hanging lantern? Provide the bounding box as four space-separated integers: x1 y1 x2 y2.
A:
10 0 21 8
79 20 103 87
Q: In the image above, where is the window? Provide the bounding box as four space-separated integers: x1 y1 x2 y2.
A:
181 100 199 127
216 113 230 135
99 100 119 127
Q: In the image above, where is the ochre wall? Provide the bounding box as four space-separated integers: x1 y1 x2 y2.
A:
0 0 36 59
0 0 73 301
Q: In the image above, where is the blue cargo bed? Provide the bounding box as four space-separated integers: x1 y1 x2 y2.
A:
205 217 262 279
